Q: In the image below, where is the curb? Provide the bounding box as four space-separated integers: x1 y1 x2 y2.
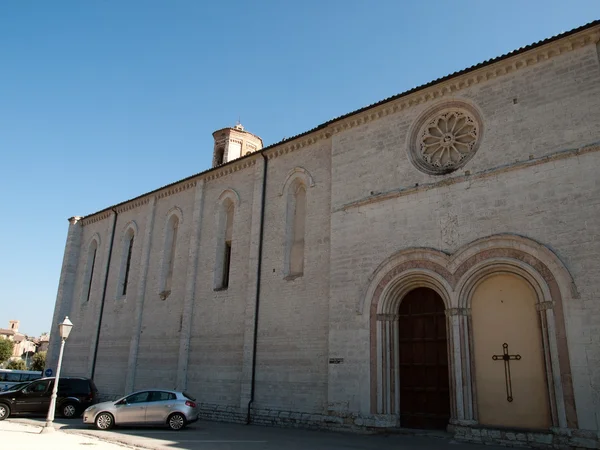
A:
5 418 141 449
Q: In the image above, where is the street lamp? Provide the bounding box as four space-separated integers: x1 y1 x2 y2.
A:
41 316 73 433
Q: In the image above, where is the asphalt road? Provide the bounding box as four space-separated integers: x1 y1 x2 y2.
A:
8 416 507 450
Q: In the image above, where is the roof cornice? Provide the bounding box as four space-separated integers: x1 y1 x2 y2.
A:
75 22 600 224
264 130 331 160
205 158 256 181
80 210 112 226
260 23 599 159
325 25 600 135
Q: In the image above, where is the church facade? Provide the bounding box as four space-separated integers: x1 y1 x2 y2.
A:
48 21 600 448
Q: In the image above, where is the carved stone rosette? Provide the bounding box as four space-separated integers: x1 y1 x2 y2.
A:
408 101 483 175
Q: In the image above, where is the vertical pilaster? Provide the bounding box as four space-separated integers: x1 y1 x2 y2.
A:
239 157 266 410
176 180 205 391
461 308 475 423
87 212 117 376
544 305 568 429
125 197 156 392
447 307 467 422
47 216 83 373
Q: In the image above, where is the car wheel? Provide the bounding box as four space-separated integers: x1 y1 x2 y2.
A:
95 412 114 430
167 412 186 430
0 403 10 421
61 402 78 418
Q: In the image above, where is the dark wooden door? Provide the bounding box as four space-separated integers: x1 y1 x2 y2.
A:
398 287 450 429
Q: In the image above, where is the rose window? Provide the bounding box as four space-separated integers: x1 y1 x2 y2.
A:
408 103 483 175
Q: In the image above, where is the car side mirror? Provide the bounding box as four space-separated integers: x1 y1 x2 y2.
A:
116 399 126 406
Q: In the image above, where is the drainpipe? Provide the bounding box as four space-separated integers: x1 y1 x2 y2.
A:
90 208 118 379
246 153 268 424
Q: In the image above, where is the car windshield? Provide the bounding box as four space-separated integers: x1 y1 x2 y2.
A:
182 392 196 401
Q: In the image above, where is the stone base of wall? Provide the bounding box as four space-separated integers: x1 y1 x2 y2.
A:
197 405 401 433
101 398 600 450
453 424 600 449
197 403 246 424
248 407 397 432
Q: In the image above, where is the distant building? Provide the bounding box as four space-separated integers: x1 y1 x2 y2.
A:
36 333 50 353
0 320 40 365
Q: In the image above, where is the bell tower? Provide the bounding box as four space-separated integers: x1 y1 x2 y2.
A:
212 123 263 167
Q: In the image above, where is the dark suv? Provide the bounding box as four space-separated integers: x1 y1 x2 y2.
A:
0 376 99 420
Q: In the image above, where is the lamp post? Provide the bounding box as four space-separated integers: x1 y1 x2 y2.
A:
42 316 73 433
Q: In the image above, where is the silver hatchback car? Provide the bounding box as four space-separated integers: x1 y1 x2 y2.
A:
83 389 199 430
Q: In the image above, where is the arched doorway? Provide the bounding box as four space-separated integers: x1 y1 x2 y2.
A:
471 273 551 429
398 287 450 429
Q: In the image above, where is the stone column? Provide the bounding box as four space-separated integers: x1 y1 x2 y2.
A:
87 211 117 376
125 197 156 392
540 302 568 429
176 180 206 391
459 308 476 424
46 216 83 374
446 307 468 422
239 158 266 411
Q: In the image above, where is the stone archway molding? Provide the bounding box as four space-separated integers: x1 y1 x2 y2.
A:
364 233 578 429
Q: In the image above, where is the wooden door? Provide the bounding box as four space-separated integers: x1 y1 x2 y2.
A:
398 288 450 429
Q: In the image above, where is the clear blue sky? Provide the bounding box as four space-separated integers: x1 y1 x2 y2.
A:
1 1 598 337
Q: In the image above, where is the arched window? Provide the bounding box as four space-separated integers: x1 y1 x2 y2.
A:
215 198 235 290
160 213 180 298
118 227 136 298
215 148 224 166
82 238 99 302
285 179 307 278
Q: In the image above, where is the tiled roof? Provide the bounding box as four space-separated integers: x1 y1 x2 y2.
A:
81 19 600 221
0 329 15 336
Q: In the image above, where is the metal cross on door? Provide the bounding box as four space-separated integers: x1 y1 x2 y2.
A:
492 343 521 402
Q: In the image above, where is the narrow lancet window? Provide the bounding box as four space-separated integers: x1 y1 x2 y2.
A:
161 214 179 297
216 200 234 289
122 233 134 296
222 202 234 288
82 239 98 302
287 181 306 277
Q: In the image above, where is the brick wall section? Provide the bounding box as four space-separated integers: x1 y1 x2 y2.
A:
331 44 600 209
253 140 332 414
185 167 257 406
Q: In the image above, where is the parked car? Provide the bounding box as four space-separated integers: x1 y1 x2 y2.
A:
0 369 42 391
0 376 99 421
1 381 32 392
83 389 199 431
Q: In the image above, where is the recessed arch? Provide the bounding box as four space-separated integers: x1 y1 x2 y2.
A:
283 177 308 278
279 166 315 196
86 232 102 249
364 234 578 429
81 234 101 303
116 221 138 298
158 207 183 299
217 188 240 207
121 220 138 238
368 266 454 421
456 258 571 429
376 269 453 315
214 192 237 290
165 206 184 225
360 247 452 315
